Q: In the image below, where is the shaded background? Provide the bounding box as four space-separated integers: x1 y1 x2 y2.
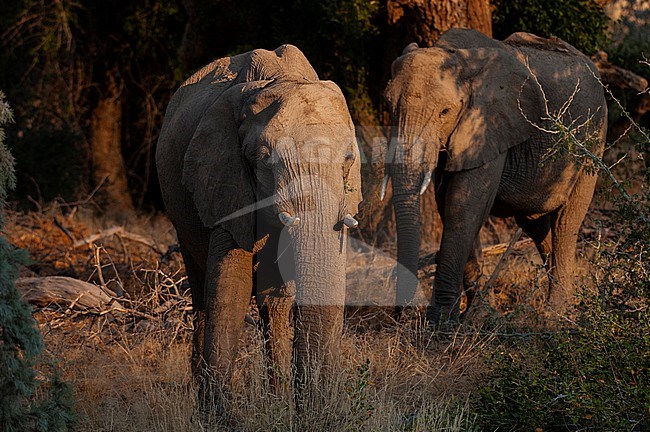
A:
0 0 647 246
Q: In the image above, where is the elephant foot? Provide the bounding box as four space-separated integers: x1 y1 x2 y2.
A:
459 282 479 322
426 302 460 329
393 305 425 324
197 374 241 430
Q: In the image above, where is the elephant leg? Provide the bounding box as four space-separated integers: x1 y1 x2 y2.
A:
434 171 483 307
461 234 482 319
180 248 207 378
547 171 598 314
254 231 295 393
430 155 506 324
256 284 295 391
174 222 210 378
201 229 253 411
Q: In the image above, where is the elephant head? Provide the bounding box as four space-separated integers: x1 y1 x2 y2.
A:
384 29 544 311
167 45 362 385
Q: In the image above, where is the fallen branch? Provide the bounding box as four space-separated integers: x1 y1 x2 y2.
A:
418 236 534 269
485 228 524 304
482 237 534 256
73 226 164 254
16 276 122 310
53 216 77 243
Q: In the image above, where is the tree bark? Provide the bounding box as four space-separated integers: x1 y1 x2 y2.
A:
90 69 133 213
386 0 492 49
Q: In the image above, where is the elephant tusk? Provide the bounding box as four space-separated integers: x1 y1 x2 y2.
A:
419 172 432 195
343 214 359 228
380 174 390 201
278 211 300 227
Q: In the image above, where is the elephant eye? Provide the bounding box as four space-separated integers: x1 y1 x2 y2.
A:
259 146 271 160
250 145 272 166
440 108 451 118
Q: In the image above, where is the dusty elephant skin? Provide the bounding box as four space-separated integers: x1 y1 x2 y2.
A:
156 45 362 411
384 29 607 323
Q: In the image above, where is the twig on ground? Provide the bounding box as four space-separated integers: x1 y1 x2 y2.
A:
485 228 524 305
73 226 165 254
482 238 534 256
418 236 534 270
53 216 77 243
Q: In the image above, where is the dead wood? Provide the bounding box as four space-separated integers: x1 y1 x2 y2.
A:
482 237 534 256
73 226 164 254
418 236 534 269
593 51 648 93
16 276 123 310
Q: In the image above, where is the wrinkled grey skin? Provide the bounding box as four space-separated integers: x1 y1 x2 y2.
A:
156 45 362 404
384 29 607 323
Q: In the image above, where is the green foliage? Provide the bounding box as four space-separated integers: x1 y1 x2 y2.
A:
479 310 648 430
479 213 649 430
0 92 16 214
0 92 76 431
492 0 609 54
477 67 650 430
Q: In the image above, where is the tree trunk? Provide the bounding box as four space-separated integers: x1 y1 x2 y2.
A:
90 69 133 213
363 0 492 251
386 0 492 49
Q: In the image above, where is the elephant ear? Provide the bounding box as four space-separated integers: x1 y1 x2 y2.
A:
182 84 256 251
444 47 545 171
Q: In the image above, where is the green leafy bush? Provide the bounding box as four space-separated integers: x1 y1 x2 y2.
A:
476 70 649 430
478 202 649 429
479 307 648 430
492 0 610 54
0 91 76 431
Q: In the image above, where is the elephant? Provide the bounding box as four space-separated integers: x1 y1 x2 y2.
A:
156 45 362 404
383 29 607 323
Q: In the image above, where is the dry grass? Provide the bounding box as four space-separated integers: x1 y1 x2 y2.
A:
39 314 487 431
5 202 586 431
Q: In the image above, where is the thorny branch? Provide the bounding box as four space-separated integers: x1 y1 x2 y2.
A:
518 59 649 224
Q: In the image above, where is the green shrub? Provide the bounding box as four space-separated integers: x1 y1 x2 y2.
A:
492 0 610 54
0 91 76 431
476 65 649 429
479 308 648 430
478 207 649 430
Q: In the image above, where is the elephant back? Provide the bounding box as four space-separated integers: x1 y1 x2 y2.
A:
504 34 606 134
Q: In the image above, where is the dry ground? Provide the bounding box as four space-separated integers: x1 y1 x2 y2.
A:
5 192 611 430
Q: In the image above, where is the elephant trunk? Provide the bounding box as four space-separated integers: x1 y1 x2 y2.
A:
290 207 346 391
391 162 422 314
388 121 439 315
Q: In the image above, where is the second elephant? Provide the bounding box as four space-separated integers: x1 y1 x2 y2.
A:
384 29 607 322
